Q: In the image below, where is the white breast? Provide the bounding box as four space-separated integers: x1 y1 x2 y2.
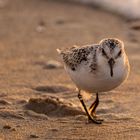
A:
65 58 129 93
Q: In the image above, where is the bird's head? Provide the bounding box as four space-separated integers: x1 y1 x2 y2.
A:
99 38 125 77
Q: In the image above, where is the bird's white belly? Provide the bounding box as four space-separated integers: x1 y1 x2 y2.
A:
66 64 128 93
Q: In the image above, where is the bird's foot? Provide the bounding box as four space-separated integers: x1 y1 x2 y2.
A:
89 113 104 122
88 115 103 124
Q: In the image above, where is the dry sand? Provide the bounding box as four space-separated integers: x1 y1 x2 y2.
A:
0 0 140 139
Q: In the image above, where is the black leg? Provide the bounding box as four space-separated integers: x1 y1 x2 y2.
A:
88 93 98 112
89 93 104 122
77 89 101 124
90 93 99 116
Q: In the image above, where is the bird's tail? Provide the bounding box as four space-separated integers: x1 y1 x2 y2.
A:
56 48 65 61
56 48 62 55
57 45 78 55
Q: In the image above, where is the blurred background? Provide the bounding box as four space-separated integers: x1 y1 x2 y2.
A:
65 0 140 19
0 0 139 74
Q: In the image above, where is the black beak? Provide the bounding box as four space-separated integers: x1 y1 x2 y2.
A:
108 58 115 77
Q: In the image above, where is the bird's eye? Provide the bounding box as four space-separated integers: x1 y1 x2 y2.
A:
102 49 107 57
102 49 106 56
118 50 122 57
102 49 108 58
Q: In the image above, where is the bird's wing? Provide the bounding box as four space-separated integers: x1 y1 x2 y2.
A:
57 45 93 70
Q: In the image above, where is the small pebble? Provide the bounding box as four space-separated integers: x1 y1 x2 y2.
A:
36 20 46 33
50 128 58 132
55 19 65 25
3 125 11 129
131 25 140 30
129 21 140 30
44 60 62 69
16 125 20 127
30 134 39 138
11 128 16 131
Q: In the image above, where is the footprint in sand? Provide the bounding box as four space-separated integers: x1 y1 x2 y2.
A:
24 96 84 117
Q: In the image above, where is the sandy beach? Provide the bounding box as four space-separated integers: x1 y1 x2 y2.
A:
0 0 140 139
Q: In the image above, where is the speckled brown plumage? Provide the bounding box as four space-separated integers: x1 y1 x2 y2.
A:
59 45 98 71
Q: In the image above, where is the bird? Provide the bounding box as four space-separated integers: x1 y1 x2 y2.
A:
57 38 130 124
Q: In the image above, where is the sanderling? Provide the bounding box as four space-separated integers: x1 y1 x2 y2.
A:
57 38 130 124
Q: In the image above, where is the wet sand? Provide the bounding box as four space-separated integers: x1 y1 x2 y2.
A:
0 0 140 139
